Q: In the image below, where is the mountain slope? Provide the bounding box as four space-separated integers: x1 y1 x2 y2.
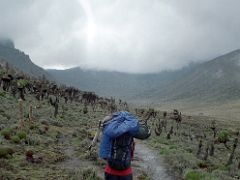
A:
0 38 52 79
48 49 240 103
145 49 240 103
47 66 195 99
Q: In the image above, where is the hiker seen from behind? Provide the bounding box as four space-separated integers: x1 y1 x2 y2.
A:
94 111 151 180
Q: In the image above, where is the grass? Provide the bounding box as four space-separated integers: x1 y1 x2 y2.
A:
184 169 217 180
146 111 240 179
0 91 109 179
0 82 240 180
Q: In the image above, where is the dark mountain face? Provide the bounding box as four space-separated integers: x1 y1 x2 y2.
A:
0 38 15 49
0 39 52 79
48 49 240 103
150 49 240 102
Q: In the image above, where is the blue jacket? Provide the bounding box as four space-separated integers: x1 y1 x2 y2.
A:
99 111 139 159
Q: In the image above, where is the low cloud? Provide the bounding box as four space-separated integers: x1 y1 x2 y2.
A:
1 0 240 73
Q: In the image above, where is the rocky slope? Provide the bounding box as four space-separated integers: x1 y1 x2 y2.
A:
0 38 52 79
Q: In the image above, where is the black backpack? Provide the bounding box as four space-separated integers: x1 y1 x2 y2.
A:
108 133 133 170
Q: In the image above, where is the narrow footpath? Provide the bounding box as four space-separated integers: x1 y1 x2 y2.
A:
58 134 174 180
133 142 175 180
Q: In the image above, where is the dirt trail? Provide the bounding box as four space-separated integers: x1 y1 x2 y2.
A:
60 144 89 171
58 134 174 180
133 142 175 180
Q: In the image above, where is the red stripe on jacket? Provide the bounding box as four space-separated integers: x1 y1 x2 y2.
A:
105 165 132 176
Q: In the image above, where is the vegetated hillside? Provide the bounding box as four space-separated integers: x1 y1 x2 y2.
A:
143 49 240 103
47 67 163 99
48 49 240 103
0 63 109 179
0 63 151 180
0 38 52 79
47 64 197 100
1 59 240 180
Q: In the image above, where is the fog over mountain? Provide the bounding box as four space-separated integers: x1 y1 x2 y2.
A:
48 49 240 104
1 0 240 73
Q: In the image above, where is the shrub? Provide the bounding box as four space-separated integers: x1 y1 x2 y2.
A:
30 124 39 130
0 147 14 158
17 79 29 88
1 128 13 140
17 131 27 140
11 136 21 144
217 130 229 143
0 90 6 97
184 170 206 180
0 69 6 77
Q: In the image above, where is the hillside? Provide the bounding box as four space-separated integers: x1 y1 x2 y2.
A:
1 63 240 180
0 38 52 79
48 49 240 104
47 64 196 100
47 67 159 99
143 49 240 103
0 46 240 180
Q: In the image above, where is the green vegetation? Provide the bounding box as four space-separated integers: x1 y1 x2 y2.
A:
217 130 230 143
184 170 216 180
17 131 27 140
0 62 239 180
184 170 205 180
146 111 240 179
0 69 6 76
0 90 6 97
17 79 29 87
1 128 13 139
0 147 14 158
11 135 20 144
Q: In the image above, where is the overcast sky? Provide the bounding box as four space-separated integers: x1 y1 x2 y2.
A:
0 0 240 73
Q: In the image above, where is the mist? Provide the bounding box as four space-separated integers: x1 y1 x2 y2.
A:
1 0 240 73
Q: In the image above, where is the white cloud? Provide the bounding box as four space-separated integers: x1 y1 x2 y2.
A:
0 0 240 73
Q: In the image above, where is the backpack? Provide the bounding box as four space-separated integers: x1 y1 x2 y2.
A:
133 123 151 140
107 133 133 170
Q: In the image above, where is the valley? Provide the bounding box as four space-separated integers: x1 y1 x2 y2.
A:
0 41 240 180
